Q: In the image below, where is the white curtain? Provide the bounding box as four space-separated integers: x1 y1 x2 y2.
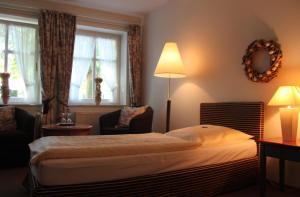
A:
69 35 95 102
97 38 118 101
10 25 37 103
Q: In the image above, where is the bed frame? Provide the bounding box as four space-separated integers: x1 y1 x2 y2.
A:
29 102 264 197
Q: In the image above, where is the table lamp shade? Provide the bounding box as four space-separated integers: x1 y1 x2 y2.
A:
268 86 300 106
268 86 300 142
154 42 186 78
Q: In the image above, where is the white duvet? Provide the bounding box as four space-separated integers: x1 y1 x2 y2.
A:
29 133 199 165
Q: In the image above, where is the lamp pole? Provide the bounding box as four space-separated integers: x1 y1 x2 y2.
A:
166 77 171 132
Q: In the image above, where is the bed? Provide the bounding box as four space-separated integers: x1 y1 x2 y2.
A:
28 102 264 197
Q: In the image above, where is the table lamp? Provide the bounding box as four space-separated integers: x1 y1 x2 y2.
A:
268 86 300 141
154 42 186 132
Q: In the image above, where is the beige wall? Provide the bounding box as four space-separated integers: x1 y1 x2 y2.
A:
143 0 300 188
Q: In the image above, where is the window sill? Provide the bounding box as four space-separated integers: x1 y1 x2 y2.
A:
0 103 42 107
69 104 126 108
0 103 125 108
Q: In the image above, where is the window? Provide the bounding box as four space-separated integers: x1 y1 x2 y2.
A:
69 29 127 105
0 19 39 104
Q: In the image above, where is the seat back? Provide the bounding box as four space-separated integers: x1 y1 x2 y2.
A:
99 106 154 135
129 106 153 133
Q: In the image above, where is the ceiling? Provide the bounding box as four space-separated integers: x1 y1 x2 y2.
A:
47 0 169 15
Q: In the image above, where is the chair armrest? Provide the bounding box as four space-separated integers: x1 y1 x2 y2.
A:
129 107 153 133
99 110 121 130
15 108 35 138
33 113 43 140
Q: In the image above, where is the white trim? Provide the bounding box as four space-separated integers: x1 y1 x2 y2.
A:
116 34 121 105
0 0 142 31
120 32 128 105
69 98 119 106
4 22 8 71
0 18 37 27
76 29 122 39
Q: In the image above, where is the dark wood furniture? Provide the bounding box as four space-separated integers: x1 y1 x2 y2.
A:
29 102 264 197
258 138 300 197
99 106 153 135
42 124 92 136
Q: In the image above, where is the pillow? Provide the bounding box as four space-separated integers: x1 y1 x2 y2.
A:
118 106 147 126
165 126 204 144
0 106 17 132
166 125 253 146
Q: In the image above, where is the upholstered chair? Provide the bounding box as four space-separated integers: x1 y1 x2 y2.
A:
0 106 35 168
99 106 153 135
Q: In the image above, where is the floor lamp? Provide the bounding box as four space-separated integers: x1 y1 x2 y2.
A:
154 42 186 132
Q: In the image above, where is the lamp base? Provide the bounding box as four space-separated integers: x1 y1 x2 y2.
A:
166 99 171 132
279 107 299 142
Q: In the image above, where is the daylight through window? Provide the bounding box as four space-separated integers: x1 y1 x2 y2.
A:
0 20 39 104
69 30 125 105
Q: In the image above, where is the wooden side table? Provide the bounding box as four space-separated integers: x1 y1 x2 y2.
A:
258 138 300 197
42 124 93 136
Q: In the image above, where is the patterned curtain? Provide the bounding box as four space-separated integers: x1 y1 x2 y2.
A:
128 25 142 107
39 10 76 123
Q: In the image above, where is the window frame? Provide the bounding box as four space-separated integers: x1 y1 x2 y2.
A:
70 29 122 105
0 19 40 104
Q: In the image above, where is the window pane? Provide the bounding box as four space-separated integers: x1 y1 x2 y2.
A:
8 25 38 103
96 38 117 61
0 21 39 104
96 38 118 103
76 35 95 99
0 23 6 72
96 60 115 102
95 59 101 77
79 63 93 99
101 81 114 102
70 34 121 104
8 25 36 53
69 35 95 102
8 53 26 98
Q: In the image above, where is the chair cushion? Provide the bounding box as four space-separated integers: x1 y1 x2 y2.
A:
0 129 31 144
118 106 146 126
0 106 17 132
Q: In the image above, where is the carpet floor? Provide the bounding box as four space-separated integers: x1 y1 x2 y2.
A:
0 167 299 197
0 167 28 197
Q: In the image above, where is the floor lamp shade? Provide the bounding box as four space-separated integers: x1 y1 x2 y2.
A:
154 42 186 78
268 86 300 141
154 42 186 132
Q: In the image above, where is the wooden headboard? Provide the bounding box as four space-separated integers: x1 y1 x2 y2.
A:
200 102 264 139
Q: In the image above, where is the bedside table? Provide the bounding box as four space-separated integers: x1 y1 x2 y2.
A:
42 124 93 136
258 138 300 197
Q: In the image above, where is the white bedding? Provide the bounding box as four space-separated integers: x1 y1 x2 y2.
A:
29 133 199 165
31 139 257 186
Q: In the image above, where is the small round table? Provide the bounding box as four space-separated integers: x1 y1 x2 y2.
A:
42 124 93 136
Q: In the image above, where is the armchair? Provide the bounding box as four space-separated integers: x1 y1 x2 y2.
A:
99 106 153 135
0 106 35 168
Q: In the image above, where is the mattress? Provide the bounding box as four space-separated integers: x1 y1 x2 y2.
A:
31 139 257 186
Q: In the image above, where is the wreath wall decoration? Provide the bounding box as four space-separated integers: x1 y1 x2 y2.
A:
242 39 283 83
